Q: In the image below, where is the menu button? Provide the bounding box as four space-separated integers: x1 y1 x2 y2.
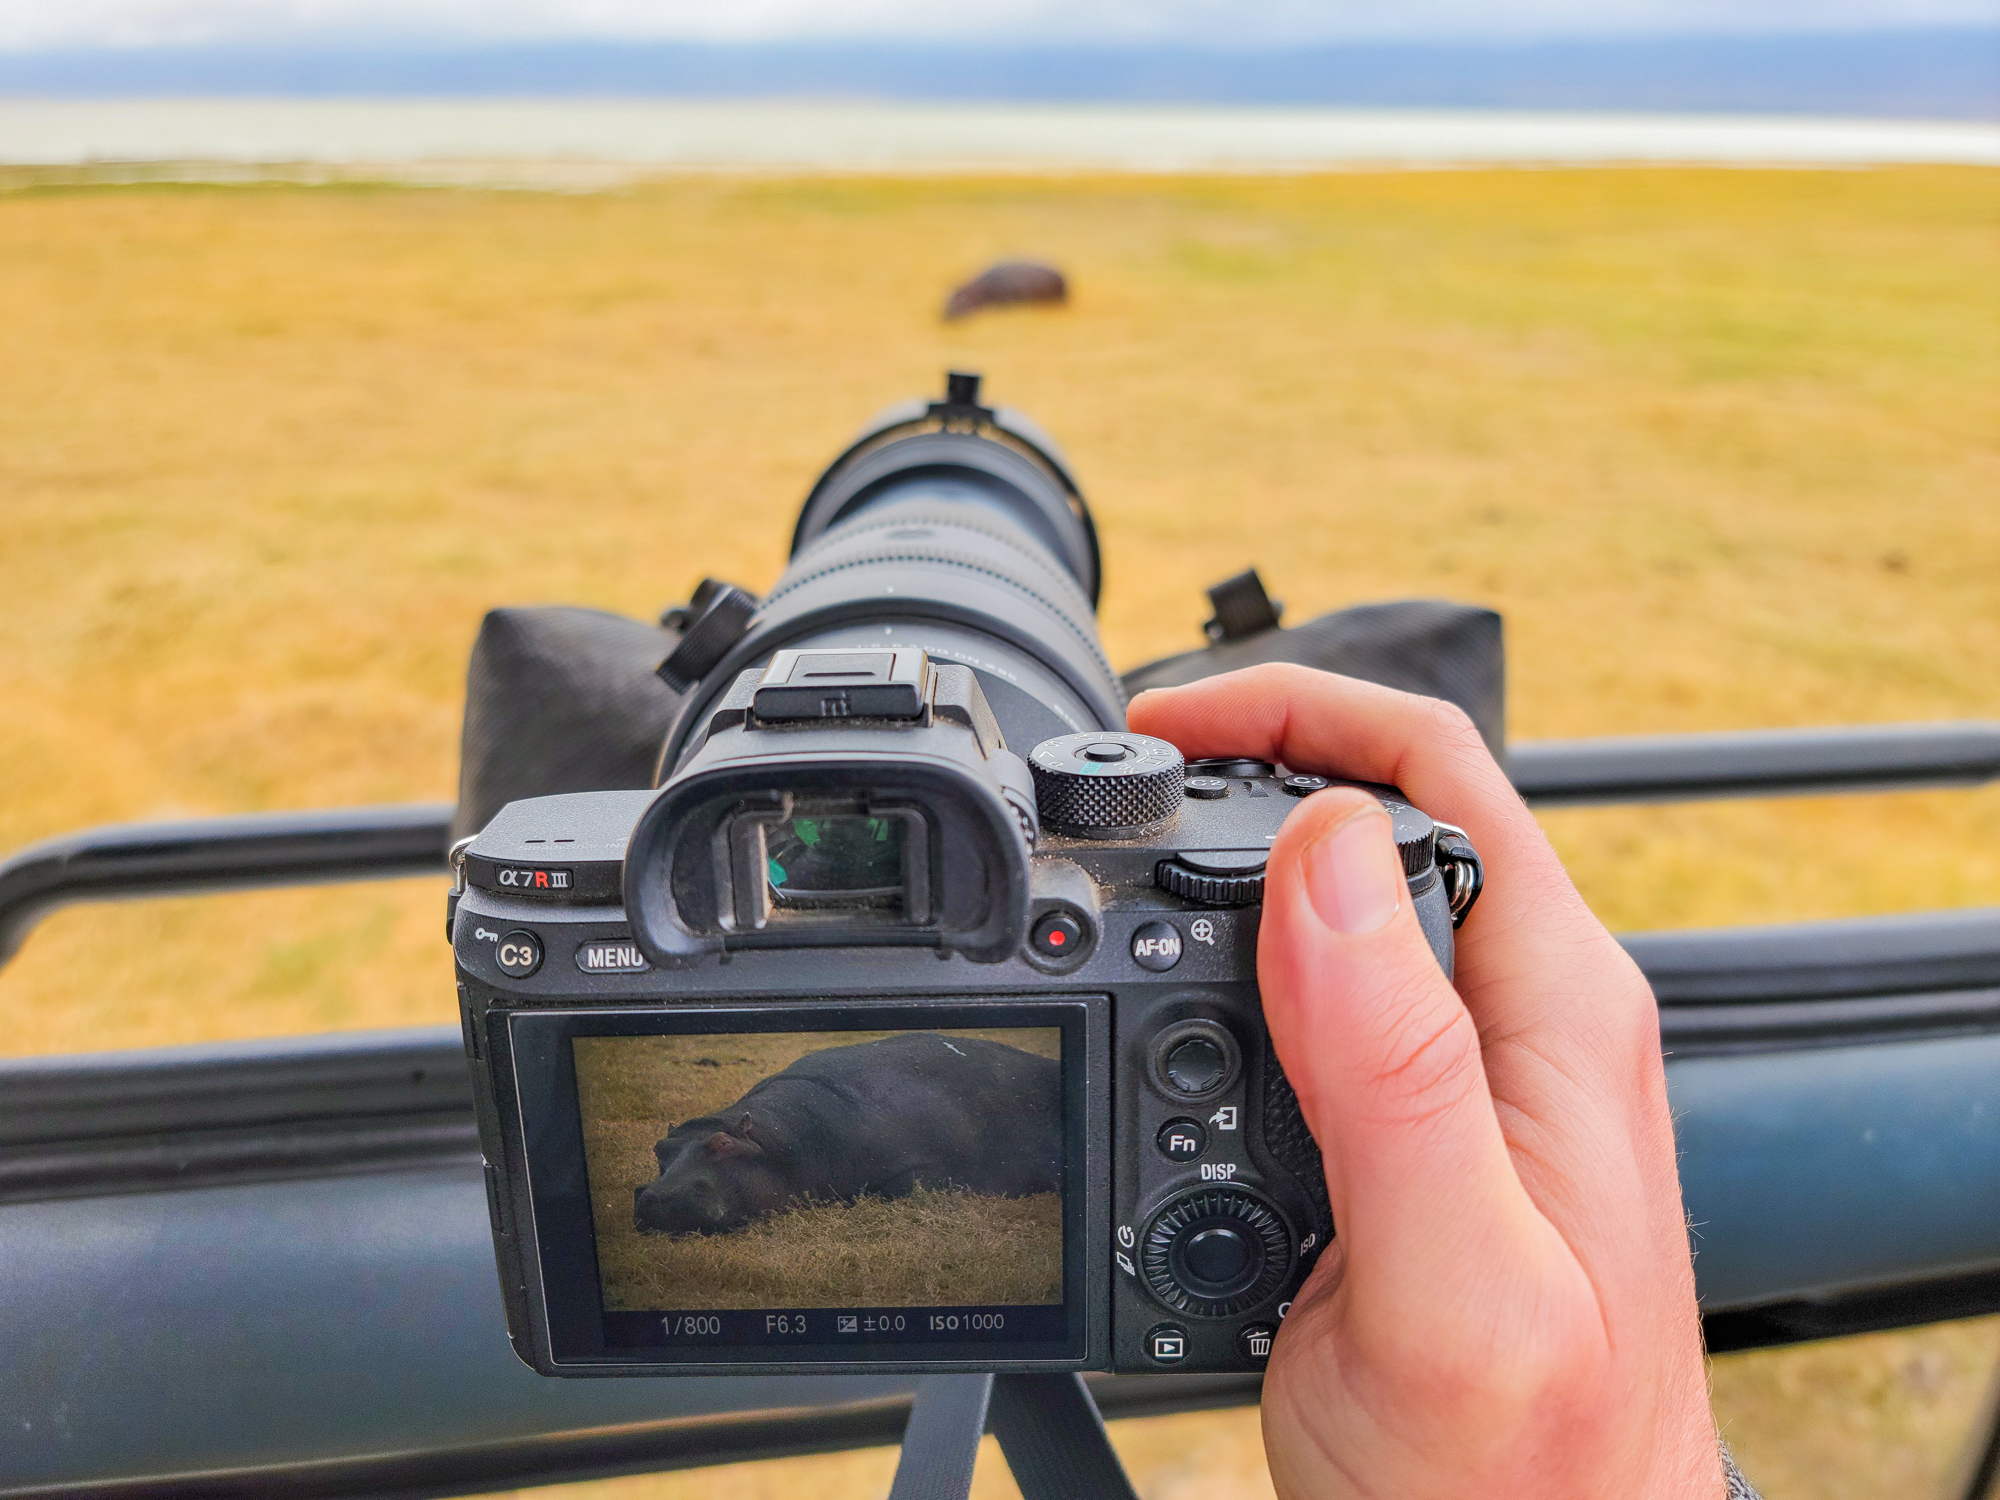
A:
577 940 649 975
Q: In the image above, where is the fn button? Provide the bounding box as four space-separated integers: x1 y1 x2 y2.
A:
1156 1117 1208 1162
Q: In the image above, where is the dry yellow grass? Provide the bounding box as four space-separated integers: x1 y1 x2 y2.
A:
3 168 1996 1053
1 166 1995 1498
595 1187 1063 1312
575 1029 1063 1310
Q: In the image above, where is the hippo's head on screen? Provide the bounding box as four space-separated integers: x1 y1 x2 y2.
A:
634 1114 788 1235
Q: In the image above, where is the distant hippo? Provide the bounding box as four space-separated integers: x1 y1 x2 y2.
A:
633 1033 1062 1235
942 260 1068 321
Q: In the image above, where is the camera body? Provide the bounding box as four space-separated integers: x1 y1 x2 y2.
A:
455 644 1478 1378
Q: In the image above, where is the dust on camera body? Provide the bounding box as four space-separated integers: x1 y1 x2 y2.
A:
453 375 1482 1378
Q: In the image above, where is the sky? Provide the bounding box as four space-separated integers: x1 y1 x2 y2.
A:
5 0 1997 52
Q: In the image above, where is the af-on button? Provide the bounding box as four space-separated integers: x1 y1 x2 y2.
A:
1130 920 1183 972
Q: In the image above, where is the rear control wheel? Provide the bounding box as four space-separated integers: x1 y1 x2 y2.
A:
1140 1187 1293 1317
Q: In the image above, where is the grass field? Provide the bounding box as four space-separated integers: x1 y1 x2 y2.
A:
576 1029 1063 1310
1 165 1995 1497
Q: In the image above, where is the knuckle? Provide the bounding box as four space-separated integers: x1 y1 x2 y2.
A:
1611 983 1666 1062
1577 952 1666 1066
1422 694 1484 748
1247 660 1326 708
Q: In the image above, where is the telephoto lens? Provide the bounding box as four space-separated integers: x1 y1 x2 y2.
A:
658 371 1125 776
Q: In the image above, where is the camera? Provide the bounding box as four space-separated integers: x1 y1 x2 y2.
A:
454 374 1482 1377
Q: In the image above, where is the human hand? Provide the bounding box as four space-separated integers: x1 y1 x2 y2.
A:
1128 665 1722 1500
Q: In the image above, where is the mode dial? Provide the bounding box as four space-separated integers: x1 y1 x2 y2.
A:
1140 1187 1294 1318
1028 732 1185 838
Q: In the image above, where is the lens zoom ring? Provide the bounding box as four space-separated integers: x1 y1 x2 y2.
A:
769 517 1119 690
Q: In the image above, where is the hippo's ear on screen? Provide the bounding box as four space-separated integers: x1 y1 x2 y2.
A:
705 1130 759 1158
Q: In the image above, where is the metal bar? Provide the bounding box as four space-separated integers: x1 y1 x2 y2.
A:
1509 720 2000 807
0 802 455 963
1 908 1994 1202
1705 1268 2000 1356
1629 906 2000 1005
0 720 1994 965
1671 1033 2000 1311
0 1028 477 1204
0 1391 924 1500
1 1026 1995 1496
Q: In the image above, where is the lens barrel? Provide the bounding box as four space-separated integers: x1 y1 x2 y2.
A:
661 375 1126 773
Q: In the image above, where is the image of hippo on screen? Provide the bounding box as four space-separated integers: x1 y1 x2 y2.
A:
633 1032 1062 1236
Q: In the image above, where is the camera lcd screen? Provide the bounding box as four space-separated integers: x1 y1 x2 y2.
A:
518 1003 1094 1365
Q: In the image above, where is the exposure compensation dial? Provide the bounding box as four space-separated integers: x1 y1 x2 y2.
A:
1028 731 1185 838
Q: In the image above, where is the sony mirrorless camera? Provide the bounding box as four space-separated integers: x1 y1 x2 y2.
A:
454 374 1482 1377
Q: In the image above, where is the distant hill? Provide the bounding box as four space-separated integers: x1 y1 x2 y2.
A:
2 29 1996 119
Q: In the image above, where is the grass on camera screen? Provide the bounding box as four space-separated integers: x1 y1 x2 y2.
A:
573 1028 1065 1312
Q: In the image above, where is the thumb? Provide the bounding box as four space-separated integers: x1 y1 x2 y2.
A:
1259 790 1532 1299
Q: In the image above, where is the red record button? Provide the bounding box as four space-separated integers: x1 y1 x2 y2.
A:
1031 910 1086 958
